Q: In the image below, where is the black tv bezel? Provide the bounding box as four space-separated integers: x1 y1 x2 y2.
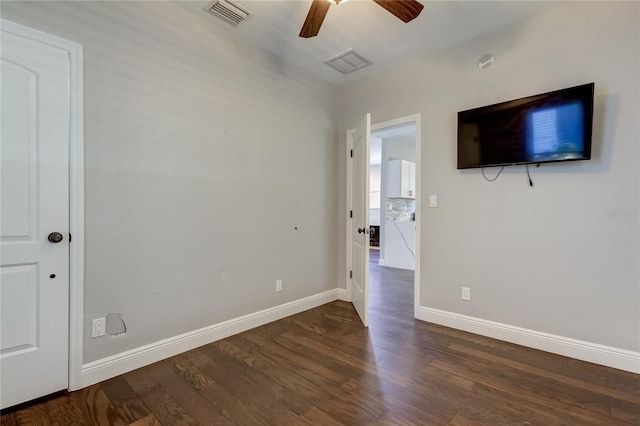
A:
456 82 595 170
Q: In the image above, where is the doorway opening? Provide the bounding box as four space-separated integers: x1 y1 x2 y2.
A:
369 120 418 319
346 113 421 324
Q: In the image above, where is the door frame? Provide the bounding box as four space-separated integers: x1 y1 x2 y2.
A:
346 113 421 317
2 19 85 391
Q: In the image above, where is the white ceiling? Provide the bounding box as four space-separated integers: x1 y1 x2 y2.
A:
176 0 564 86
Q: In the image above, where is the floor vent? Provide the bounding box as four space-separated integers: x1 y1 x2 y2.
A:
324 49 372 74
204 0 254 27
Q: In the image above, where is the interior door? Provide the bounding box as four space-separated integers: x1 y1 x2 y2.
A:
1 29 70 410
351 114 371 326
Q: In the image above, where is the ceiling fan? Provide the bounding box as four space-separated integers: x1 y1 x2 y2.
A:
299 0 424 38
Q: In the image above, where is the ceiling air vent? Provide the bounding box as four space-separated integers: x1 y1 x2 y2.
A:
324 49 372 74
204 0 254 28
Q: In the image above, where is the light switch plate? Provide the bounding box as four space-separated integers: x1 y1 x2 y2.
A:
429 195 437 207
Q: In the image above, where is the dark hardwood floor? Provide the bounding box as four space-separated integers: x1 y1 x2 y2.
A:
3 250 639 424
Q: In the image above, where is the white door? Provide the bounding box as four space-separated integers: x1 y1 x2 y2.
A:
351 114 370 326
1 29 70 410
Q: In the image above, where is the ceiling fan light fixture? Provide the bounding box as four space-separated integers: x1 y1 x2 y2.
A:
300 0 422 38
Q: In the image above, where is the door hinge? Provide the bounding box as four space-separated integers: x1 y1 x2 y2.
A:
350 149 353 158
69 233 72 242
350 210 353 218
349 270 353 279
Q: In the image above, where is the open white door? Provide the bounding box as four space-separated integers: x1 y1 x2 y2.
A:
1 28 70 409
351 114 371 326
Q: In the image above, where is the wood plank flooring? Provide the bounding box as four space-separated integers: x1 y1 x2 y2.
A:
3 250 639 424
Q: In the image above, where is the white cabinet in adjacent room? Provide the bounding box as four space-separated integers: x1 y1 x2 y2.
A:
387 159 415 199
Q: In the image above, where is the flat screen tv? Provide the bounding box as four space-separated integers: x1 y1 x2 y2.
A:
457 83 594 169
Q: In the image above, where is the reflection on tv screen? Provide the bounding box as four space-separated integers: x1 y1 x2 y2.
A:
526 101 584 162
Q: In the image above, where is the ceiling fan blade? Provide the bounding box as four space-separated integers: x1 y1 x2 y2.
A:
372 0 424 23
299 0 331 38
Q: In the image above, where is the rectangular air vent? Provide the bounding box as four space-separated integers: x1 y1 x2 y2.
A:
324 49 372 74
204 0 254 27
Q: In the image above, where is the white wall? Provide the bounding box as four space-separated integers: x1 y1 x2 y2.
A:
370 164 381 227
2 1 339 364
370 164 382 210
385 134 416 163
340 1 639 352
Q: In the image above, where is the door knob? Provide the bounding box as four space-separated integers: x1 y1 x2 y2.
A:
357 228 367 234
48 232 64 243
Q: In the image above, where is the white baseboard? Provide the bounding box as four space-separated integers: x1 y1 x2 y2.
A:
80 289 340 388
416 306 640 374
336 288 349 301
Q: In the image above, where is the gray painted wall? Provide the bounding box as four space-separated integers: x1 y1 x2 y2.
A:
339 1 639 352
4 0 637 366
2 1 340 363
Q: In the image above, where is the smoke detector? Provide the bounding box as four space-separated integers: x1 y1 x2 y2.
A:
478 53 495 70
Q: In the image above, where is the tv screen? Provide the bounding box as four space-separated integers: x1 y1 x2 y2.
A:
457 83 594 169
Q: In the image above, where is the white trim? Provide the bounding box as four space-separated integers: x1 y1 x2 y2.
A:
81 289 340 387
336 288 349 301
416 306 640 374
67 40 85 391
1 19 85 392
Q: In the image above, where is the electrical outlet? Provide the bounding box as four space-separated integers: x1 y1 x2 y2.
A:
276 279 283 292
461 287 471 301
92 317 106 338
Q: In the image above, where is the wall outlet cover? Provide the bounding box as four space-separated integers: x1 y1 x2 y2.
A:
461 287 471 301
92 317 106 338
